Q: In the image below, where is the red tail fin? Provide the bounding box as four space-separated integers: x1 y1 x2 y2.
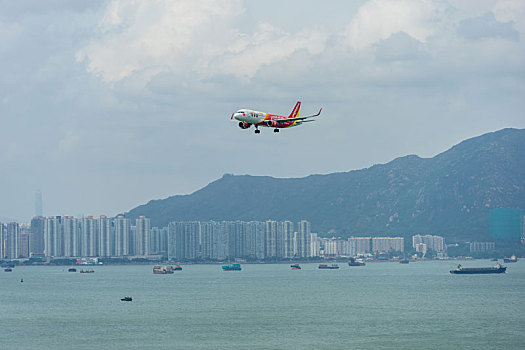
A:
288 101 301 118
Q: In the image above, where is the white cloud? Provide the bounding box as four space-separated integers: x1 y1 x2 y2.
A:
76 0 328 83
341 0 448 50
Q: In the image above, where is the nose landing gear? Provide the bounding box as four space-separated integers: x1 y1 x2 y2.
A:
255 126 260 134
274 128 279 133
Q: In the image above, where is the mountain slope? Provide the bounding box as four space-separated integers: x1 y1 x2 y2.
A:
125 128 525 241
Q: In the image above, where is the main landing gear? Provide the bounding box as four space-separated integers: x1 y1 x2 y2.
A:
273 128 279 133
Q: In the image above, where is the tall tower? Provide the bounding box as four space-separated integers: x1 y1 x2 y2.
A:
35 191 43 217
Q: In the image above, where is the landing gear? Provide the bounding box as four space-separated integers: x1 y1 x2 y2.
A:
254 127 260 134
274 128 279 133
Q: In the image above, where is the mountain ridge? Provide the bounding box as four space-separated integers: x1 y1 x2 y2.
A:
125 128 525 241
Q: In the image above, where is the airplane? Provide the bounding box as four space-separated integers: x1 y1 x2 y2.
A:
231 101 322 134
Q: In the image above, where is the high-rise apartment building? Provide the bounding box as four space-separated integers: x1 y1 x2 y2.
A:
412 235 445 252
114 216 131 256
30 216 46 255
372 237 404 253
135 216 150 256
44 216 62 257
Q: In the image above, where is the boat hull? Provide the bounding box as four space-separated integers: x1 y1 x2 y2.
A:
450 267 506 274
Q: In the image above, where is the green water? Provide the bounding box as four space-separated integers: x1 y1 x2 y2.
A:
1 261 523 349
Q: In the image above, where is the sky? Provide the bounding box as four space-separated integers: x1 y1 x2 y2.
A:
1 0 524 223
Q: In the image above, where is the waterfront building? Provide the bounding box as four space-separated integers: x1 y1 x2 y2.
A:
135 216 150 256
168 221 200 260
490 208 524 239
3 222 20 259
98 215 113 257
80 216 97 257
265 220 278 258
348 237 371 255
469 241 495 253
30 216 45 255
310 233 320 257
150 226 168 255
412 235 445 252
372 237 404 253
62 216 78 257
295 220 311 258
44 216 62 257
114 216 131 256
415 243 427 256
19 225 31 258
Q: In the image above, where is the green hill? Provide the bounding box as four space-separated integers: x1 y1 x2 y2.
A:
125 128 525 241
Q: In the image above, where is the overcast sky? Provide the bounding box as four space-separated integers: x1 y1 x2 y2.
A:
1 0 524 222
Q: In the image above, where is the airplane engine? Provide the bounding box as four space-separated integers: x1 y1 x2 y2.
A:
238 121 250 129
265 120 278 127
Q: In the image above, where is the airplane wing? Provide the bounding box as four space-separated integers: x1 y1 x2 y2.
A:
273 108 322 123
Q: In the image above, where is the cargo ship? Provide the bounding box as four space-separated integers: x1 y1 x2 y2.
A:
503 255 518 263
153 265 175 274
348 257 365 266
290 264 301 270
450 263 506 274
318 264 339 269
222 263 242 271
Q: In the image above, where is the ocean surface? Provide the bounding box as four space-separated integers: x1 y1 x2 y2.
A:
1 260 524 350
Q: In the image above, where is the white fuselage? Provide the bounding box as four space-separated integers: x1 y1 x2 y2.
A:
233 109 267 125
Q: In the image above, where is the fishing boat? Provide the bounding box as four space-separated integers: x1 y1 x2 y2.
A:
222 263 242 271
450 263 506 274
318 264 339 269
290 264 301 270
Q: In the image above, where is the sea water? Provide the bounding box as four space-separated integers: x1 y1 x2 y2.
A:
1 260 524 350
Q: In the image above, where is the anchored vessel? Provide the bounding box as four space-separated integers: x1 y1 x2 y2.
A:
348 257 365 266
318 264 339 269
290 264 301 270
450 263 506 274
503 255 518 263
153 265 175 274
222 263 242 271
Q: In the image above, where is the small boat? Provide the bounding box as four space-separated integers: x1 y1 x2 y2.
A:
348 257 365 266
174 264 182 271
153 265 175 274
318 264 339 269
4 268 12 272
290 264 301 270
399 259 409 264
450 263 506 274
79 269 95 273
68 267 77 272
503 255 518 263
121 296 132 302
222 263 242 271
